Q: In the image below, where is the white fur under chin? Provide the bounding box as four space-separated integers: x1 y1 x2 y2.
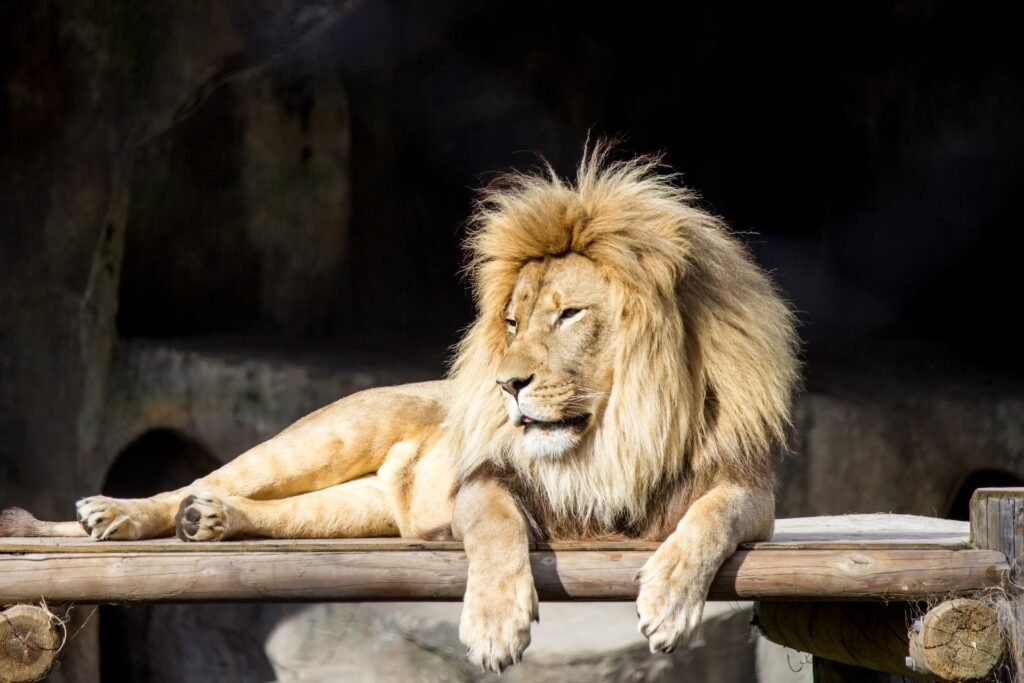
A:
521 427 580 459
504 395 583 458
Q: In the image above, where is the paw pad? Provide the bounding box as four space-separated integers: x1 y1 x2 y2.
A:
175 493 229 542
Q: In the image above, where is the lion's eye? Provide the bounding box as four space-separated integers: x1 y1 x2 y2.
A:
558 308 583 322
505 318 518 333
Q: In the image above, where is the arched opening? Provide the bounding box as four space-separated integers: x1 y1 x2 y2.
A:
100 430 220 682
102 428 221 498
100 429 279 682
946 469 1024 522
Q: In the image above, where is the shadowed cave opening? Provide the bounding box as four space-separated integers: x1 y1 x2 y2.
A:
99 429 278 682
102 429 221 499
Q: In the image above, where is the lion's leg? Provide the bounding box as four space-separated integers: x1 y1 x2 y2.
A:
635 482 774 654
173 476 398 541
452 478 538 673
75 382 447 540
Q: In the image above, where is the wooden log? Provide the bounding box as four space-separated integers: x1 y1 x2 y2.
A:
970 487 1023 677
906 598 1004 680
970 488 1024 583
758 602 924 679
758 599 1004 681
0 546 1007 604
0 604 61 683
794 488 1023 683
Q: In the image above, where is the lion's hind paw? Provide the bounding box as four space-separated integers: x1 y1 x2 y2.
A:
175 492 232 542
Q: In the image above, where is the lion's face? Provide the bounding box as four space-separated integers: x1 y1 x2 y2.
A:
496 254 615 458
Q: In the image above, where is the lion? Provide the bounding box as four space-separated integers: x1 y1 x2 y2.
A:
1 143 799 672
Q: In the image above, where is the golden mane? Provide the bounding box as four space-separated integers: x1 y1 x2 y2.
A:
448 143 799 533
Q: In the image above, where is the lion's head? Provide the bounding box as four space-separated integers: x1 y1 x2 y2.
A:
449 143 799 533
494 253 614 459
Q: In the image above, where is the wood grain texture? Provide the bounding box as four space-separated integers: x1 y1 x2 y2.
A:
969 487 1024 678
755 515 970 550
0 547 1006 604
757 602 921 679
0 514 1003 604
0 605 60 682
970 488 1023 581
907 599 1004 681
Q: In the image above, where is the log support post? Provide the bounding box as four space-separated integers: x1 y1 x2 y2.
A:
970 487 1024 676
759 486 1023 681
757 599 1004 681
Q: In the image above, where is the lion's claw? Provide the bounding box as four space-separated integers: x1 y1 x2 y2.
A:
459 569 538 672
75 496 144 540
635 548 707 655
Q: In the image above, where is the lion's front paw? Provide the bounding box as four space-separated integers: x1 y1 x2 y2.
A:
635 547 708 654
175 492 234 542
459 569 538 673
76 496 147 540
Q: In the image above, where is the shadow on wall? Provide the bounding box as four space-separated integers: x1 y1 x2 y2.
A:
99 429 282 683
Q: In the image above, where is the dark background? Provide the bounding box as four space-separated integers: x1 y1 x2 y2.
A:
111 2 1023 369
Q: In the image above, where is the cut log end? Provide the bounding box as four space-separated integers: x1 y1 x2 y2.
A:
908 599 1005 681
0 604 61 683
757 599 1006 681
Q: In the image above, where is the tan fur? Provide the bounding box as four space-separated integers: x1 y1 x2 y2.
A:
0 143 798 672
450 145 797 523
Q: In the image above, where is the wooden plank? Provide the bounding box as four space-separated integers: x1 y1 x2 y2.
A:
0 547 1005 604
969 486 1024 675
753 515 970 550
0 514 971 555
970 488 1024 583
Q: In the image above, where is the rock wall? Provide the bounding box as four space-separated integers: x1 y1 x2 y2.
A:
120 60 352 339
0 4 357 681
780 364 1024 519
0 0 357 516
264 602 760 683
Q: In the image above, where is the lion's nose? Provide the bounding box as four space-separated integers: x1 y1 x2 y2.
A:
496 374 534 398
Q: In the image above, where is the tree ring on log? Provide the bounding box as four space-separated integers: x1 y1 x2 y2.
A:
908 598 1004 681
0 604 61 683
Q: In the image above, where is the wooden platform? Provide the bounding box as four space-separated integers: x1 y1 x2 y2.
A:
0 514 1007 604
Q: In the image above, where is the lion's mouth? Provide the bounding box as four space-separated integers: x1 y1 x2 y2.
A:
519 413 590 431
